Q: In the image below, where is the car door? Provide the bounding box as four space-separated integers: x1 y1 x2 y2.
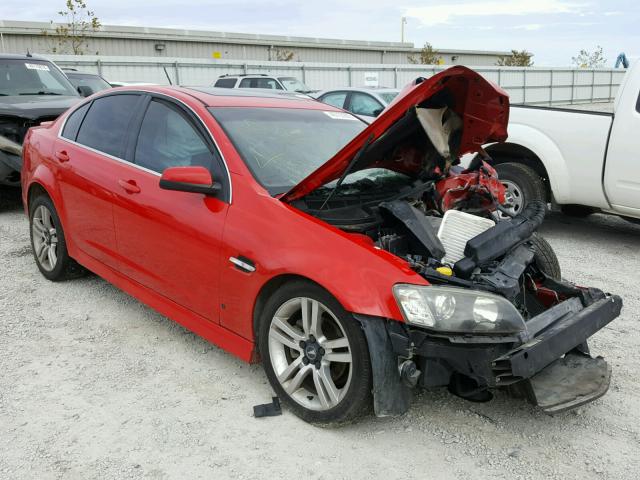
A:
54 93 144 268
111 95 230 322
603 89 640 210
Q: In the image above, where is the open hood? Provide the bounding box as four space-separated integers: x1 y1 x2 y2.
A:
281 66 509 203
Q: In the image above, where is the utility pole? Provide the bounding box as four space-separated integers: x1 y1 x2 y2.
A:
401 17 407 43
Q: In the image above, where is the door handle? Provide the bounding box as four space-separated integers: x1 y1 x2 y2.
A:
55 150 70 162
118 179 141 194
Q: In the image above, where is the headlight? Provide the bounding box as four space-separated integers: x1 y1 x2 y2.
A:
393 284 525 334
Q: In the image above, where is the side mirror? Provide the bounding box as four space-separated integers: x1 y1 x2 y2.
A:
159 166 221 196
77 85 94 97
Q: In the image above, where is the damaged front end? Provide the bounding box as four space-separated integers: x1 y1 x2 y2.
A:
0 116 28 186
289 67 622 415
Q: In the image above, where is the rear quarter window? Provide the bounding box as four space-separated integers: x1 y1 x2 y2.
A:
61 102 90 141
76 94 141 158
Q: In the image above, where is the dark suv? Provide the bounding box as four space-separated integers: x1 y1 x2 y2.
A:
0 54 80 186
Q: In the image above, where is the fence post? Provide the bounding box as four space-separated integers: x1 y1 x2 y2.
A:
570 70 575 104
591 70 595 102
523 69 527 104
243 63 248 75
394 67 398 88
96 58 102 76
497 68 502 87
301 64 306 84
347 66 352 86
174 61 180 85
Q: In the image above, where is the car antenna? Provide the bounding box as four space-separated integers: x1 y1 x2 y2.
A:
319 133 374 210
163 66 173 85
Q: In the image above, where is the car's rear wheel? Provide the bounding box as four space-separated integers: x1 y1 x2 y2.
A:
258 281 372 424
29 195 84 281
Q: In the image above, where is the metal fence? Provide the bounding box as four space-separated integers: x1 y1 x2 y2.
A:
49 54 628 106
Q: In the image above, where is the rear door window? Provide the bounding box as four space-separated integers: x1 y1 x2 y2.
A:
76 94 141 158
238 78 283 90
320 92 348 109
214 78 237 88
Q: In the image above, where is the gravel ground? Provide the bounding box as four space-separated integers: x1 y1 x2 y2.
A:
1 186 639 480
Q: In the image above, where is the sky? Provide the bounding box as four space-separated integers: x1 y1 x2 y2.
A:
2 0 638 66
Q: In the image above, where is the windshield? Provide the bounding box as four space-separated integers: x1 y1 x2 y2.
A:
379 91 399 104
209 107 366 194
67 73 111 94
0 59 78 97
278 77 311 92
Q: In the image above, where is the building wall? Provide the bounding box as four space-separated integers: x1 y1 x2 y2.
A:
0 20 508 66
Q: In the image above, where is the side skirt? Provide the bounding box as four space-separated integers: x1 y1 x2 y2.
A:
73 249 256 363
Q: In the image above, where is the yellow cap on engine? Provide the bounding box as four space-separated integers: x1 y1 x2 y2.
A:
436 266 453 276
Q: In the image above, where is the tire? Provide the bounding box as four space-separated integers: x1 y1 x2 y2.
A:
29 194 85 281
560 204 595 217
494 162 546 217
530 233 561 280
257 280 372 424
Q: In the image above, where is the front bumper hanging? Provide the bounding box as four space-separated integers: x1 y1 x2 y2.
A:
362 293 622 416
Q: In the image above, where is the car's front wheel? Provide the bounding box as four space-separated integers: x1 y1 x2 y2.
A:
258 281 372 424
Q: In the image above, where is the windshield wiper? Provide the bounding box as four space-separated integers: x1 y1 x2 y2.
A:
19 91 63 96
319 134 374 210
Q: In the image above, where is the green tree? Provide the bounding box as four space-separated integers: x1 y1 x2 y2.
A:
42 0 101 55
572 46 606 68
496 49 534 67
408 42 442 65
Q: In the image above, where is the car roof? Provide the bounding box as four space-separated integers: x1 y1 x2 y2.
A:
65 72 101 77
0 53 52 61
320 87 399 93
109 85 337 110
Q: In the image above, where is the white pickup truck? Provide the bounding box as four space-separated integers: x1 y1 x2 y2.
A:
482 61 640 220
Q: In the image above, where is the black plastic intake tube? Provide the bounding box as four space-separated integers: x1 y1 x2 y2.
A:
454 201 546 278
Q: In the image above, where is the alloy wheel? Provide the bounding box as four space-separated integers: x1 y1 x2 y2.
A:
268 297 353 411
499 180 525 218
31 205 58 272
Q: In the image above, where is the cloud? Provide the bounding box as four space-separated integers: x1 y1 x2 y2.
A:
511 24 544 30
405 0 584 26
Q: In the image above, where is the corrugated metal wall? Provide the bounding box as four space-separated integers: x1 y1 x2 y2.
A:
49 55 627 105
2 31 503 66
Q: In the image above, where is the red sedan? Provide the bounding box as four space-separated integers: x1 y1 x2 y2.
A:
21 67 621 423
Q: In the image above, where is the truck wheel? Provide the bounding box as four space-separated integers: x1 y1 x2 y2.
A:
29 195 85 281
560 204 595 217
495 162 546 217
258 280 372 424
530 233 561 280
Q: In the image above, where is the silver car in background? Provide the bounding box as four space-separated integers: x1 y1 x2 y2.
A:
314 87 400 121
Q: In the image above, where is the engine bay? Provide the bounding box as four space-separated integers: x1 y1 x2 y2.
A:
294 90 588 324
